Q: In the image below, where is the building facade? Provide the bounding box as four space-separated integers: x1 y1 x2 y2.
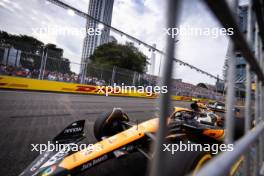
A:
223 5 256 95
235 5 248 84
80 0 114 77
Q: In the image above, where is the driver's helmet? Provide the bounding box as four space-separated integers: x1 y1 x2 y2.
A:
197 102 207 109
190 101 199 111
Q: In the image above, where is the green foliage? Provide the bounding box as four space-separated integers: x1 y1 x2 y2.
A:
0 31 44 54
0 30 71 73
90 42 148 73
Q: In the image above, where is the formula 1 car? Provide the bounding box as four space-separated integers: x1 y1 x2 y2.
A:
206 101 241 117
174 106 224 127
20 105 244 176
207 101 225 112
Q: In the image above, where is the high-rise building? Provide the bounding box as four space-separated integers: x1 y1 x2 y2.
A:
224 5 255 83
224 5 249 83
80 0 114 77
224 5 256 96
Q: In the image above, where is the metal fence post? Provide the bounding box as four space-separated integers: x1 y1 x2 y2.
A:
132 71 137 86
80 62 87 84
41 48 48 80
225 41 236 144
149 1 180 176
225 0 238 145
259 39 264 171
38 46 45 80
244 0 253 174
111 66 116 86
262 45 264 165
254 22 260 176
258 38 264 168
258 82 263 168
80 63 84 84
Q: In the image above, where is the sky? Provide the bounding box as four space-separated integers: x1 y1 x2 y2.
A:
0 0 247 85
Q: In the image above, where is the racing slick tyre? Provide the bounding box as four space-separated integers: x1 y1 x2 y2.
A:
163 140 212 176
94 108 129 141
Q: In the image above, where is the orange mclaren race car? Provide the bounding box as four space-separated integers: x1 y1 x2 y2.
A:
20 105 244 176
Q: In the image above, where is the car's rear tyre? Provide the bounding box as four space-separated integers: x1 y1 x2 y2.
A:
164 140 212 176
94 108 129 141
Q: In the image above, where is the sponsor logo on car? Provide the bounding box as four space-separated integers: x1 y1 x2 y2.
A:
64 127 82 133
30 152 50 172
41 148 70 168
41 165 56 176
81 155 108 171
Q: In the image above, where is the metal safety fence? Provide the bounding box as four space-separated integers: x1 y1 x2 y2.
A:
151 0 264 176
0 44 158 86
0 43 225 101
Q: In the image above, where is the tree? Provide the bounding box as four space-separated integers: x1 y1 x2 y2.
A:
89 42 148 73
0 31 44 54
0 31 71 73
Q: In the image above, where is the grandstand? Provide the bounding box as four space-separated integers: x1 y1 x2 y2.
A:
0 62 223 101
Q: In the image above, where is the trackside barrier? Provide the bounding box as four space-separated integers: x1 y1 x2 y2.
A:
0 75 215 102
150 0 264 176
0 75 156 98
